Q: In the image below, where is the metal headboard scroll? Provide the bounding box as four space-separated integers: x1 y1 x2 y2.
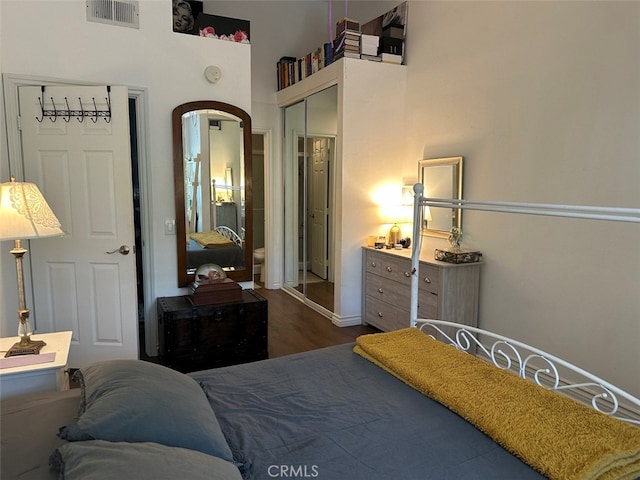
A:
36 86 112 123
416 319 640 426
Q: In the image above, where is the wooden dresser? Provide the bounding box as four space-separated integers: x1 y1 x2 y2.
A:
362 247 481 331
157 289 268 373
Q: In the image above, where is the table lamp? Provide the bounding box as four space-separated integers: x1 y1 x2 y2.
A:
0 179 63 357
382 205 413 245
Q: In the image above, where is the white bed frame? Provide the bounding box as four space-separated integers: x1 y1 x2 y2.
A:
409 183 640 426
214 225 243 246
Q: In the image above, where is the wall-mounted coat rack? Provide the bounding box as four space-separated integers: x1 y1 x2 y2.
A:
36 85 112 123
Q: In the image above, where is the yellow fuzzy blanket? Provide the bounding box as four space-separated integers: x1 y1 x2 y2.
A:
189 231 235 248
354 328 640 480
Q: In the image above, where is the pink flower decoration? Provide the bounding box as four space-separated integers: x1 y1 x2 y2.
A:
199 26 215 37
233 30 248 43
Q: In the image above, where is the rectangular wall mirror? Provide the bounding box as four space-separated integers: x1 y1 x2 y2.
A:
419 156 463 238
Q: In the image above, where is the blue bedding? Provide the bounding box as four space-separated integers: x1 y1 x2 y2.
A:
190 343 546 480
187 238 244 270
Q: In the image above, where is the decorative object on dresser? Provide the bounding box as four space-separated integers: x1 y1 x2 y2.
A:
434 226 483 264
362 247 480 332
188 263 243 306
157 290 268 373
434 248 483 264
0 180 64 356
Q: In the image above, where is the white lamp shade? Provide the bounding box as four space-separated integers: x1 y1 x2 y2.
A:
0 181 64 240
380 204 413 225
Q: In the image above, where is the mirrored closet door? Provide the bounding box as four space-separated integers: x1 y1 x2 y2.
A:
283 85 337 313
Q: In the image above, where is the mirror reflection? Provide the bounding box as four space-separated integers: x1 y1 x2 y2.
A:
419 156 463 237
172 101 253 286
283 85 337 313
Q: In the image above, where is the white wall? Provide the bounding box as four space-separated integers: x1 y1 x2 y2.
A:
401 1 640 397
0 0 251 353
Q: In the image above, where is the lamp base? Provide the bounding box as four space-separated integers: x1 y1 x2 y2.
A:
388 223 402 245
4 339 47 357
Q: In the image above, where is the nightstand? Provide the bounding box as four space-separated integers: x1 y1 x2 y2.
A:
0 331 72 400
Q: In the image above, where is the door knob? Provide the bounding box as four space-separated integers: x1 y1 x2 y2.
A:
106 245 130 255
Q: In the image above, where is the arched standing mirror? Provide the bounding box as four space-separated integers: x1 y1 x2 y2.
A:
419 156 463 238
172 101 252 287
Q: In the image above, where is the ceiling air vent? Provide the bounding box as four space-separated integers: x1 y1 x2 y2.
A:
86 0 139 29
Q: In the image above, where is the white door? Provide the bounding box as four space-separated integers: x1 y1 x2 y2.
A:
310 138 329 279
18 85 138 367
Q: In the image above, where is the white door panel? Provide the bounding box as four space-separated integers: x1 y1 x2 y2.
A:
310 138 329 279
18 85 138 367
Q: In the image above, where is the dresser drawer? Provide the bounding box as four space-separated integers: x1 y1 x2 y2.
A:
364 296 410 331
418 264 440 294
418 290 439 319
365 272 411 309
365 250 414 286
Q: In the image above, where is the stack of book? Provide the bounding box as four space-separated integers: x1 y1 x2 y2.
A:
379 23 404 64
360 34 381 62
276 56 297 90
276 42 334 91
333 17 361 60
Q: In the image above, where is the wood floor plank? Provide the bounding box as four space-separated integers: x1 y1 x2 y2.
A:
254 287 379 358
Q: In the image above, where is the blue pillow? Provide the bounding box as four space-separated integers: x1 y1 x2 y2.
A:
50 440 243 480
58 359 233 461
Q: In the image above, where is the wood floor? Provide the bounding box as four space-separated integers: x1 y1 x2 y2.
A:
255 285 379 358
140 285 379 363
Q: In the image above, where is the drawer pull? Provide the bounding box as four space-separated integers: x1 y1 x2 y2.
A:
371 261 377 268
377 312 384 318
386 266 392 272
404 271 412 277
378 287 384 294
423 276 432 284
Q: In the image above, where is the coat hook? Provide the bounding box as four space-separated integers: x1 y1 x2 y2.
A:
36 96 45 122
63 97 71 123
77 97 85 123
49 97 58 123
91 97 98 123
104 86 112 123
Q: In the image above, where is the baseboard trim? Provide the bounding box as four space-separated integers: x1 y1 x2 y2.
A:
331 313 362 327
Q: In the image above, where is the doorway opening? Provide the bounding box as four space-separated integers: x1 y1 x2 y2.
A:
252 133 265 284
128 98 146 355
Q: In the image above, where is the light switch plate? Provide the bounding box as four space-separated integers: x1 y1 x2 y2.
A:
164 219 175 235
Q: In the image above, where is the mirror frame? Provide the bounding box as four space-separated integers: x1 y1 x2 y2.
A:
419 156 463 238
172 100 253 287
